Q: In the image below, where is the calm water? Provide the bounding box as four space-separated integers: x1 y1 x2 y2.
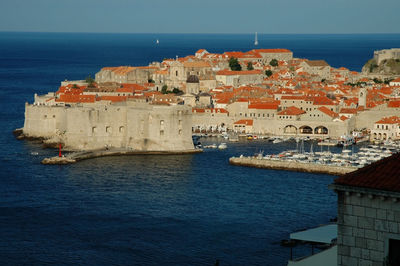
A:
1 32 399 265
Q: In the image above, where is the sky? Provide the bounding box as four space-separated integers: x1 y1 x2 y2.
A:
0 0 399 34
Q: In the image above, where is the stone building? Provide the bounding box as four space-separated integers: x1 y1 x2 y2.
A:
300 60 331 80
370 116 400 142
95 66 156 84
330 154 400 266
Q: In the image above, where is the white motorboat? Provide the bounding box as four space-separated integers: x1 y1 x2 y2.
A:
218 143 227 150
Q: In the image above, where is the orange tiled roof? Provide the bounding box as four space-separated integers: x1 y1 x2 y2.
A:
234 119 253 126
375 116 400 124
253 48 292 53
277 106 305 116
248 102 279 110
216 70 262 76
318 106 338 118
183 61 211 68
388 100 400 108
339 108 358 114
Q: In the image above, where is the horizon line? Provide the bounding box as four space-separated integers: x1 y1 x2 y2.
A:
1 30 400 35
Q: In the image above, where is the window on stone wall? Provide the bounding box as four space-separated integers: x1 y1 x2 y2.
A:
119 126 124 133
179 129 182 135
106 126 111 133
160 130 164 136
387 239 400 266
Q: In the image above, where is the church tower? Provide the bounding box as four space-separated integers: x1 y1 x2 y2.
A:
358 87 367 107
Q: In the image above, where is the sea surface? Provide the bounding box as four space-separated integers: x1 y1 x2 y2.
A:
0 32 399 265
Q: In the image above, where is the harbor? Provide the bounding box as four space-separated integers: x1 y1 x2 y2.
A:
228 138 400 175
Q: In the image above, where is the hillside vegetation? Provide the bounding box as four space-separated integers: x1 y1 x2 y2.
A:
362 58 400 75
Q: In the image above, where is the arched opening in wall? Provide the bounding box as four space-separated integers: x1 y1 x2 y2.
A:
92 127 97 134
383 133 387 140
299 125 312 134
119 126 124 133
378 133 382 139
314 126 328 135
283 125 297 134
106 126 112 133
373 133 377 139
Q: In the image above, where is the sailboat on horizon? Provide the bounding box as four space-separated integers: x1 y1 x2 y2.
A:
254 32 258 46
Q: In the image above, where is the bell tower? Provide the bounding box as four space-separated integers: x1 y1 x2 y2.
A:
358 87 367 107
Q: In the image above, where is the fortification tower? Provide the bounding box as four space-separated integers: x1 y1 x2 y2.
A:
358 87 367 107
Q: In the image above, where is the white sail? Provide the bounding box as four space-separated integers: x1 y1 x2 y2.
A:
254 32 258 46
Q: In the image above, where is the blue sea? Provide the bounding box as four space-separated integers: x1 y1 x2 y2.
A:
1 32 399 265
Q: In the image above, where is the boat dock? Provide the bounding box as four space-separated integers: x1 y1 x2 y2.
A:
41 148 202 165
229 156 357 175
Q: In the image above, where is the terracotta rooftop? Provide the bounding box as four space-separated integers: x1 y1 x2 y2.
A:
388 100 400 108
305 60 330 67
253 48 292 53
277 106 305 116
216 70 262 76
318 106 339 118
234 119 253 126
375 116 400 124
334 153 400 193
248 102 279 110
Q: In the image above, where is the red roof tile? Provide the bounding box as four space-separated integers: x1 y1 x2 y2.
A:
375 116 400 124
234 119 253 126
277 106 305 116
318 106 338 118
388 100 400 108
248 102 279 110
334 153 400 193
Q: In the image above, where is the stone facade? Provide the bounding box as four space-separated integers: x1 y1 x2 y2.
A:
23 101 194 152
333 186 400 266
331 154 400 266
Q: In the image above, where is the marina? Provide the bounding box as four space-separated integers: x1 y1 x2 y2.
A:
228 139 400 175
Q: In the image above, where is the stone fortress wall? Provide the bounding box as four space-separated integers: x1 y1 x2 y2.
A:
374 48 400 65
23 102 194 152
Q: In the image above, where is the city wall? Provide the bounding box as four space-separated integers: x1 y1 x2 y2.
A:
23 102 194 152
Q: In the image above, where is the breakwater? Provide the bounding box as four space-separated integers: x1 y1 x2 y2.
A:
229 156 357 175
42 148 202 164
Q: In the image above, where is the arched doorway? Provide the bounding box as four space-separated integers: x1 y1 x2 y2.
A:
299 125 313 134
314 126 328 135
284 125 297 134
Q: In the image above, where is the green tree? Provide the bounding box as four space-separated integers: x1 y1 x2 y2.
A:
373 78 383 84
229 57 242 71
148 78 155 83
270 59 278 67
72 84 79 89
161 85 168 94
247 62 254 70
85 76 95 87
265 70 273 77
172 88 183 94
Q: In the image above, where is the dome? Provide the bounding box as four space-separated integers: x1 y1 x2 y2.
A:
186 75 199 83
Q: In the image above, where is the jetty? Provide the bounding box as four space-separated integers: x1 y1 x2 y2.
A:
41 148 202 165
229 156 357 175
